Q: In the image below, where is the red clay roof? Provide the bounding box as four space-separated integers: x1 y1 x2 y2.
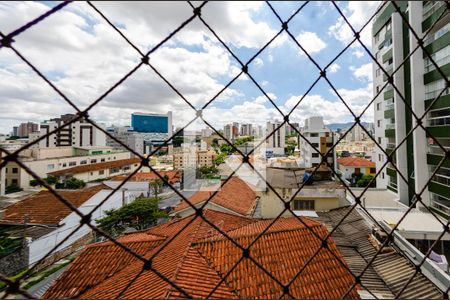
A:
337 156 375 168
172 177 257 216
48 158 141 176
43 210 359 299
1 184 109 225
112 171 180 184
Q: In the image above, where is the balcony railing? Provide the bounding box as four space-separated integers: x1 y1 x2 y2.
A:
425 88 449 100
386 123 396 130
423 1 446 20
387 142 396 149
432 173 450 186
428 145 450 155
385 102 394 110
425 53 450 73
428 116 450 127
431 199 450 216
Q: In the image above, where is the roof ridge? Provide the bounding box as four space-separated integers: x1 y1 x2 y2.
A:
164 216 204 298
86 235 165 249
194 220 323 245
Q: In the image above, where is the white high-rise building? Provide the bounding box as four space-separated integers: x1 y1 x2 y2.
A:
372 1 450 214
106 126 145 155
266 121 286 156
37 114 106 148
300 116 334 168
240 123 253 136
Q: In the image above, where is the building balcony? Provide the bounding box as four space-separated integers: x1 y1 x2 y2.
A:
386 165 397 178
427 117 450 138
422 1 448 31
429 180 450 199
430 194 450 219
384 108 395 119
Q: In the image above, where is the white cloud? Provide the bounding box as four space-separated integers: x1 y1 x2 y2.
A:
350 63 373 82
352 50 365 58
253 57 264 68
295 31 326 54
328 1 380 48
329 63 340 73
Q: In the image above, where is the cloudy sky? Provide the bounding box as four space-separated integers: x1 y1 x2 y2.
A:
0 1 379 134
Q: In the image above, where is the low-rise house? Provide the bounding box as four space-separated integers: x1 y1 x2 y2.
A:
0 182 146 271
112 171 180 184
337 156 376 180
170 176 258 218
43 210 360 299
48 157 141 183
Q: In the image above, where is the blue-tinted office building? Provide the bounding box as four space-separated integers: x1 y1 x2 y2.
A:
131 112 172 134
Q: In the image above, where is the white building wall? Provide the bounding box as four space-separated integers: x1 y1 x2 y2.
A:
27 187 146 266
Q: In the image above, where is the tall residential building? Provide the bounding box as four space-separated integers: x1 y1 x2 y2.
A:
266 120 286 156
372 1 450 216
299 116 334 168
131 111 173 135
223 123 239 142
240 123 253 136
106 126 145 155
12 126 18 137
37 114 106 148
17 122 38 138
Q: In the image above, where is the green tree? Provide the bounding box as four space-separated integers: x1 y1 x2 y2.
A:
211 138 219 148
96 197 166 236
214 153 226 165
29 179 40 187
220 144 233 155
197 165 218 179
5 185 22 194
63 177 86 189
44 175 58 185
149 178 163 198
356 175 376 188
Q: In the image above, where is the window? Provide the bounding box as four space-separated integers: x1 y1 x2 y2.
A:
382 172 385 179
376 68 381 77
376 85 380 93
312 153 319 158
90 172 94 175
12 168 18 174
311 143 319 147
379 154 383 161
69 161 76 166
293 200 315 211
101 158 106 162
376 102 381 111
310 133 319 137
62 163 67 167
377 120 381 127
378 137 382 143
47 164 55 170
11 179 18 186
387 58 393 65
370 168 376 173
99 170 105 175
91 159 97 163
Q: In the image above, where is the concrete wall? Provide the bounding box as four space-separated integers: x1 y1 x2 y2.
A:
28 188 142 266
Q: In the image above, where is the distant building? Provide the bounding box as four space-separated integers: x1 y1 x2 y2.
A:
223 123 238 142
265 120 285 156
200 127 213 137
240 123 253 136
286 122 300 136
3 146 131 189
17 122 38 138
131 112 172 135
337 156 376 181
299 116 334 168
173 148 217 170
37 114 106 148
106 126 145 155
12 126 18 137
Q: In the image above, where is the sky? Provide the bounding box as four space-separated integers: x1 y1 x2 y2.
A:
0 1 380 135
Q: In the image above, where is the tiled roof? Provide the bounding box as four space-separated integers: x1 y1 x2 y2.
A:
112 171 180 183
44 233 165 299
1 184 109 225
172 177 257 216
48 158 141 176
43 210 360 299
337 157 375 168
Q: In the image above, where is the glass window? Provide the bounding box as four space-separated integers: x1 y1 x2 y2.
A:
293 200 315 211
47 164 55 170
12 168 18 174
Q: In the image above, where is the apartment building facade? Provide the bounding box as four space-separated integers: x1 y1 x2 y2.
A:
37 114 106 148
3 147 131 189
265 120 286 156
299 116 334 168
372 1 450 217
173 148 217 170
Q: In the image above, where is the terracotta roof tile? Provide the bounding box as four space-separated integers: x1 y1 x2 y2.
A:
44 210 360 299
337 157 375 168
173 177 257 216
112 171 180 184
48 158 141 176
43 232 165 299
1 184 109 225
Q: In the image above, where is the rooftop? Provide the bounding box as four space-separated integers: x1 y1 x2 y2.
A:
172 176 258 216
112 171 180 184
43 210 359 299
0 184 109 226
48 158 141 176
337 157 376 168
